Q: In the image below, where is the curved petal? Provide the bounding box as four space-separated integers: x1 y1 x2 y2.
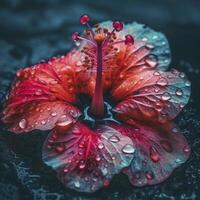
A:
2 101 81 133
112 68 191 123
2 50 82 133
108 120 190 186
42 121 134 192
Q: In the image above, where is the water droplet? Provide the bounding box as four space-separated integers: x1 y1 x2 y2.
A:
184 80 191 87
74 180 80 188
152 35 158 40
79 161 86 170
150 147 160 162
172 127 179 133
160 140 172 152
51 112 57 117
146 44 154 49
109 135 120 143
56 119 71 127
175 89 183 96
95 154 101 162
175 158 183 164
122 144 135 154
64 168 68 173
98 143 104 149
19 119 27 129
161 92 171 101
183 146 190 153
35 89 42 96
142 37 148 42
154 71 160 76
146 172 154 180
101 168 108 175
179 72 185 78
41 120 46 125
156 78 168 87
55 145 65 153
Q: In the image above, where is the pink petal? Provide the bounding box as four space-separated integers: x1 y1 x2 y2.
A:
108 120 190 186
2 101 81 133
112 68 191 123
42 121 134 192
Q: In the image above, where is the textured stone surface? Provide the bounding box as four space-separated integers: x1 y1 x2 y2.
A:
0 0 200 199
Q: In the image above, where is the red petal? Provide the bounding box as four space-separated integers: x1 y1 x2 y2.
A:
112 68 191 123
2 101 81 133
2 50 83 133
108 120 190 186
42 121 134 192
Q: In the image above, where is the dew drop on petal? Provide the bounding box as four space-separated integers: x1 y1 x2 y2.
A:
146 172 154 180
156 78 168 87
56 119 71 127
51 112 57 117
184 80 191 87
95 154 101 162
179 72 185 78
41 120 46 125
55 145 65 153
35 89 42 96
175 158 183 164
79 161 86 170
101 167 108 176
19 119 27 129
122 144 135 154
161 92 171 101
74 180 80 188
63 168 68 173
109 135 120 143
153 71 160 76
175 89 183 96
183 146 190 153
150 147 160 162
98 143 104 149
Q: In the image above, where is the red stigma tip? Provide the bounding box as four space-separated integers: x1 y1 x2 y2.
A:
112 21 123 32
125 34 134 45
80 14 91 25
72 32 80 41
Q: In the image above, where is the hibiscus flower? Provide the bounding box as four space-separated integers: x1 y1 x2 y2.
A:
1 15 191 193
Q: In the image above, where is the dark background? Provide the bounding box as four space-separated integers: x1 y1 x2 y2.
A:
0 0 200 199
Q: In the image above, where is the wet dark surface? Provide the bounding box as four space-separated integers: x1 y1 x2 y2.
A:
0 0 200 199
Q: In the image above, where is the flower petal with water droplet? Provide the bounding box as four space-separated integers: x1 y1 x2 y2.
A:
112 68 191 123
108 121 190 186
42 121 134 192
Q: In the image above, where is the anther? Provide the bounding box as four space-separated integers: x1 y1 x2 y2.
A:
80 15 91 25
125 34 134 45
112 21 124 32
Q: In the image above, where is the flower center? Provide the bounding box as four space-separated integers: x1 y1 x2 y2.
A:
72 15 134 118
